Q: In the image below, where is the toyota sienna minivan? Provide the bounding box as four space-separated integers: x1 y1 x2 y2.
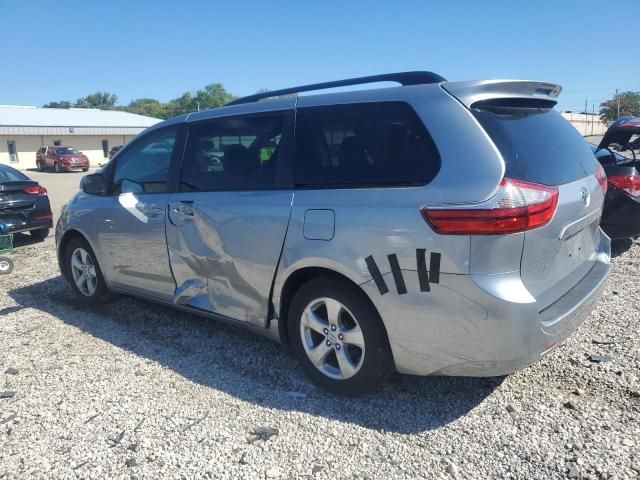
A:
56 72 611 395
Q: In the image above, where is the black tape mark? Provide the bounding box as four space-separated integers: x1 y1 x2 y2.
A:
365 255 388 295
387 253 407 295
416 249 430 292
429 252 441 284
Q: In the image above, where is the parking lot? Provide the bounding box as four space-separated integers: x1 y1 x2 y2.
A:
1 172 639 479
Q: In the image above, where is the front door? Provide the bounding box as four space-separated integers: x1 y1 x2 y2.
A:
166 110 294 327
94 126 180 300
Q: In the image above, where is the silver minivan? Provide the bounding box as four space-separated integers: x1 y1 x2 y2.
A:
56 72 611 395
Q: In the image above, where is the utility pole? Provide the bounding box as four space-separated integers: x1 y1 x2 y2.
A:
591 103 595 135
585 99 588 136
616 89 620 119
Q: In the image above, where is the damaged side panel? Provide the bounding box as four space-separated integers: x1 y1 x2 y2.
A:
166 191 294 327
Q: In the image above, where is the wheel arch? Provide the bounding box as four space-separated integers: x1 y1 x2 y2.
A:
58 229 101 283
275 266 390 352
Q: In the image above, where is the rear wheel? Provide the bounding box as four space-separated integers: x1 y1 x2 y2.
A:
65 237 109 304
30 228 50 240
54 162 61 173
0 257 14 275
288 276 394 396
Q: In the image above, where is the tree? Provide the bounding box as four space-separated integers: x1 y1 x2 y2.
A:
599 91 640 123
74 92 118 110
193 83 235 110
122 98 168 119
42 100 72 109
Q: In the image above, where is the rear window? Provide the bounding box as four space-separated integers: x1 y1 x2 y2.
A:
0 165 28 182
295 102 440 188
472 106 596 185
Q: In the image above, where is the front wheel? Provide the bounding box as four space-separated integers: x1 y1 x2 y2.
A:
36 161 44 172
82 167 89 172
0 257 14 275
54 162 61 173
288 276 394 396
65 237 109 304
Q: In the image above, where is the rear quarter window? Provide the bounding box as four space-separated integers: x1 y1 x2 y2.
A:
472 106 597 185
294 102 440 188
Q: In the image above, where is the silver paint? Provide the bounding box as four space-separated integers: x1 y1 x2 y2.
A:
56 78 612 380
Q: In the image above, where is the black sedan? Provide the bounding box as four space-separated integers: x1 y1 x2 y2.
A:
0 164 53 239
591 116 640 239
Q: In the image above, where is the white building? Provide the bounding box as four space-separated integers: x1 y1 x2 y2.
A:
561 111 607 137
0 105 161 170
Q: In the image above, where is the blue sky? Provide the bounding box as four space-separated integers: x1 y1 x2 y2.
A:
1 0 637 113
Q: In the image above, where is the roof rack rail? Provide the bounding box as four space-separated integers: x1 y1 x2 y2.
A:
225 71 446 106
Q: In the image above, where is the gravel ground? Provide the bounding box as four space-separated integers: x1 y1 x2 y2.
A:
1 237 639 479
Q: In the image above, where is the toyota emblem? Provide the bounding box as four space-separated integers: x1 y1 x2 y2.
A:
580 187 590 207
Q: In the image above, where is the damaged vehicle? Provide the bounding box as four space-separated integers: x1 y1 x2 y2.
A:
590 116 640 239
56 72 611 395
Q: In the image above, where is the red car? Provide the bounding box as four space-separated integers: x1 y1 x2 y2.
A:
36 146 90 173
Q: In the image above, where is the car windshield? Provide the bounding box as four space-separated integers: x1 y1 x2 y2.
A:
0 164 29 182
55 147 80 155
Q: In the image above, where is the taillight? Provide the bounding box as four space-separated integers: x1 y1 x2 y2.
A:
420 178 559 235
608 173 640 199
24 185 47 197
594 163 607 195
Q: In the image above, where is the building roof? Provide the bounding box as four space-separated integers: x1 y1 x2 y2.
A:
0 105 161 136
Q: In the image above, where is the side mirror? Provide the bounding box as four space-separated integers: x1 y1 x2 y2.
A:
81 173 106 195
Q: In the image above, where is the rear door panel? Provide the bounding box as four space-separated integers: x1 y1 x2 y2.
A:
166 108 295 327
167 191 293 325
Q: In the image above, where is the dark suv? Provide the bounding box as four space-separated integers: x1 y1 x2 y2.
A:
36 146 90 173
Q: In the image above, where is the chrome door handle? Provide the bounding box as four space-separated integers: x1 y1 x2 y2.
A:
143 204 163 218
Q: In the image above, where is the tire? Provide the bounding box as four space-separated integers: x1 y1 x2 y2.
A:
36 161 43 172
82 167 89 172
287 276 394 396
64 236 110 304
0 257 14 275
54 162 61 173
30 228 50 240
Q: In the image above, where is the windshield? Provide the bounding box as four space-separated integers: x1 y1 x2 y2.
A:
55 147 80 155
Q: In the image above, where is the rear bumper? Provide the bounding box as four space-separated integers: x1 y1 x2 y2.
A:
1 216 53 234
0 200 54 234
363 232 611 376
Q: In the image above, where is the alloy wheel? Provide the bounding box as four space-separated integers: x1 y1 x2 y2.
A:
70 247 97 296
299 297 365 380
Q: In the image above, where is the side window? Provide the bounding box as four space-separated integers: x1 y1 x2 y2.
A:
294 102 440 187
111 127 178 194
181 114 286 192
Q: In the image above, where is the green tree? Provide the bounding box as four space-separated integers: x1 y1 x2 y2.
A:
122 98 167 119
75 92 118 110
42 100 72 108
194 83 235 110
163 92 195 117
599 91 640 123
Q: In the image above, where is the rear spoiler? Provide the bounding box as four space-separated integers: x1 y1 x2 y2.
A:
442 80 562 109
